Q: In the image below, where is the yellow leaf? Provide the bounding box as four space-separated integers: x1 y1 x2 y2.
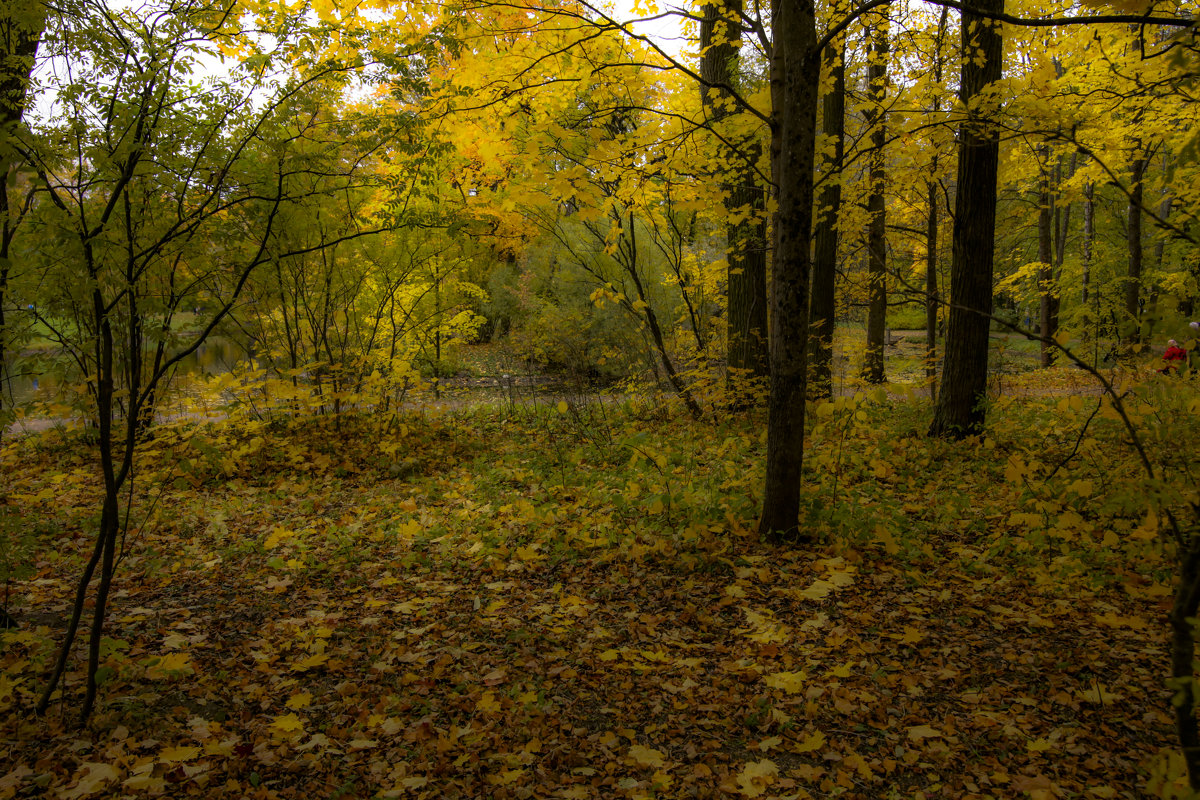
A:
61 762 120 799
557 401 569 414
907 725 942 741
292 652 330 672
270 713 305 737
147 652 194 679
477 691 501 713
757 736 782 751
735 759 778 797
598 649 620 662
627 744 666 768
828 662 853 679
1094 613 1148 630
763 671 805 694
798 580 832 600
264 526 295 548
158 745 201 763
794 730 826 752
286 692 313 709
1027 738 1053 753
827 569 855 588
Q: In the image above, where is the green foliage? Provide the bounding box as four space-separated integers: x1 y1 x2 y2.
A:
885 305 927 331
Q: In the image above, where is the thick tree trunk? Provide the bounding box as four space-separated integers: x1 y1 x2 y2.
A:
727 158 769 386
1171 536 1200 792
0 1 44 437
758 0 819 540
862 16 889 384
809 38 845 399
929 0 1003 439
701 0 768 396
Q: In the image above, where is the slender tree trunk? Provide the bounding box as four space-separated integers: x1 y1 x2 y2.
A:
810 37 845 399
1145 171 1172 343
862 15 889 384
759 0 819 540
626 212 703 418
1082 180 1094 307
1126 154 1146 342
926 178 939 394
925 6 949 398
929 0 1004 439
1037 145 1056 366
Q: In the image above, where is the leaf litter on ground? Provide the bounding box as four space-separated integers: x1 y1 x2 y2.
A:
0 378 1189 799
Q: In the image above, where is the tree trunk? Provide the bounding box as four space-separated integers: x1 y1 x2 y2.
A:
1082 179 1094 307
701 0 768 397
1037 144 1056 366
809 37 845 399
758 0 819 540
925 6 949 398
0 0 45 438
929 0 1004 439
625 212 703 418
1126 155 1146 342
862 15 889 384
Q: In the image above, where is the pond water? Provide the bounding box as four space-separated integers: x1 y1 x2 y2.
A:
1 336 246 411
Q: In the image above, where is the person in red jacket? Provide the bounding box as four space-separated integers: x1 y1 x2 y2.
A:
1161 339 1188 373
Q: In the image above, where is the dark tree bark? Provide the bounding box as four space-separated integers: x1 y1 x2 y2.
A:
809 35 845 399
924 6 949 397
925 177 939 394
862 15 889 384
700 0 768 396
0 1 44 438
1126 154 1146 342
1082 179 1094 307
1037 144 1056 366
929 0 1004 439
758 0 820 540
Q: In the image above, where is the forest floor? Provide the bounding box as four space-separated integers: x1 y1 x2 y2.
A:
0 352 1194 799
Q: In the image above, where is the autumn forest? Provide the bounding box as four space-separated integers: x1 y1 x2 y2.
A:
1 0 1200 797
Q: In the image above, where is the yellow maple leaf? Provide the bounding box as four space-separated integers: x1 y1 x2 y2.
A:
291 652 330 672
828 662 853 679
907 725 942 741
61 762 120 799
158 745 201 764
286 691 313 709
628 744 666 768
798 580 833 600
270 713 305 737
264 526 295 548
146 652 194 679
736 759 778 797
794 731 826 753
476 691 501 713
763 671 805 694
